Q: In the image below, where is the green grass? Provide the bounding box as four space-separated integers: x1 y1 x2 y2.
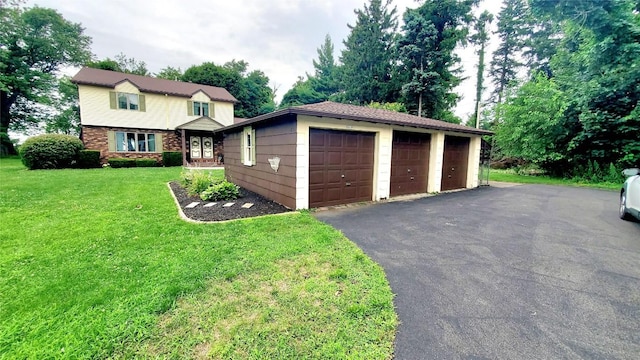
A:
0 157 397 359
489 169 620 190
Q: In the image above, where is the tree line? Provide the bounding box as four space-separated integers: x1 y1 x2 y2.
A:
488 0 639 176
281 0 639 176
0 4 275 154
2 0 638 178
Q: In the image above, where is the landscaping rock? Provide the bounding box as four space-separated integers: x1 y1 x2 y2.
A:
169 182 290 221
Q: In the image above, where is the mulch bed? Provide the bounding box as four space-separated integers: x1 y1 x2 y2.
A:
169 182 291 222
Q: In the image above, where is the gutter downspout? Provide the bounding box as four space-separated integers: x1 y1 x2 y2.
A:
165 94 169 129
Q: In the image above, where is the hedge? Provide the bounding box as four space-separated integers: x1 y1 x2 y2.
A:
136 159 158 167
108 158 158 168
108 158 136 168
77 150 101 168
162 151 182 167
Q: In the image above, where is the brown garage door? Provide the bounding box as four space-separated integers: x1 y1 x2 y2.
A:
441 136 470 191
390 131 431 197
309 129 375 208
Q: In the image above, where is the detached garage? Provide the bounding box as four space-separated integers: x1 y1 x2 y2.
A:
218 101 492 209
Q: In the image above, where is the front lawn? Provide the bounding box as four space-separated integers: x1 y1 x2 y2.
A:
489 169 621 191
0 157 396 359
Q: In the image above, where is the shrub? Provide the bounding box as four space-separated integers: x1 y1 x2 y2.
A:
19 134 84 169
136 159 158 167
571 161 625 184
180 170 216 196
604 163 625 184
108 158 136 168
200 180 240 201
77 150 101 168
162 151 182 167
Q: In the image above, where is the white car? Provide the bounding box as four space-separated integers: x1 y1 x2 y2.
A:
620 168 640 221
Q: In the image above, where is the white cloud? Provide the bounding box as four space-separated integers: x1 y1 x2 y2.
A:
27 0 504 121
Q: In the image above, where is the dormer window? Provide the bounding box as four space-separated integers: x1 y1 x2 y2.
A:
187 101 215 118
193 101 209 117
118 93 139 110
109 91 145 111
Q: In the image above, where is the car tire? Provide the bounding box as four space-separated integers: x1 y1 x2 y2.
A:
620 192 632 220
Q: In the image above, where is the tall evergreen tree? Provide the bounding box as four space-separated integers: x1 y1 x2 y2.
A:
310 34 339 97
489 0 528 104
396 0 476 121
279 35 340 108
397 8 437 117
522 10 560 77
470 10 493 127
340 0 398 104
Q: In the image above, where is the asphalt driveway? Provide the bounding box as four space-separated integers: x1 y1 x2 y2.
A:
314 184 640 359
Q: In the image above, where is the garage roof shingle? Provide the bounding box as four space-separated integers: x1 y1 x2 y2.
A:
71 67 238 103
219 101 492 135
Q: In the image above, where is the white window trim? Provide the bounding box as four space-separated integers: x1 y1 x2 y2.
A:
117 92 139 111
193 101 209 117
115 131 157 153
242 126 256 166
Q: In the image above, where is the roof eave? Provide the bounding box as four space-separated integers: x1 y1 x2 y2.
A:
71 81 238 103
215 107 493 136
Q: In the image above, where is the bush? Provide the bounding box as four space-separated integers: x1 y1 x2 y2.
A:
108 158 136 168
136 159 158 167
200 180 240 201
571 161 625 184
77 150 101 168
180 170 217 196
162 151 182 167
19 134 84 169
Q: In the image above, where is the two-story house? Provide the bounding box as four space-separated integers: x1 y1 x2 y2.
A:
71 67 237 165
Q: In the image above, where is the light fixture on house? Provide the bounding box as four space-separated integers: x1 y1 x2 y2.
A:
268 156 280 172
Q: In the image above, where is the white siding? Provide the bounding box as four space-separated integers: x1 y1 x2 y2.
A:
77 82 235 130
466 136 481 188
428 132 445 193
191 91 210 102
214 102 234 127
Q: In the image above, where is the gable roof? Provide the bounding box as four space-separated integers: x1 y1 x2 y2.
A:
176 116 225 130
218 101 492 135
71 67 238 103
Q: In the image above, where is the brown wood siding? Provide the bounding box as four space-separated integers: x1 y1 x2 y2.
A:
441 136 470 191
224 117 297 209
390 131 431 197
308 128 375 208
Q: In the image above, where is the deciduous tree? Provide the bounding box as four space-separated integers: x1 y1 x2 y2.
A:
0 5 91 153
155 66 183 80
279 77 327 108
494 73 567 166
182 61 274 118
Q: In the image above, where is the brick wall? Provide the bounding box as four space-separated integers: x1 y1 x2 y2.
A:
81 125 181 164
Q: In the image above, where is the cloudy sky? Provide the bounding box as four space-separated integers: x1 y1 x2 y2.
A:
28 0 503 121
